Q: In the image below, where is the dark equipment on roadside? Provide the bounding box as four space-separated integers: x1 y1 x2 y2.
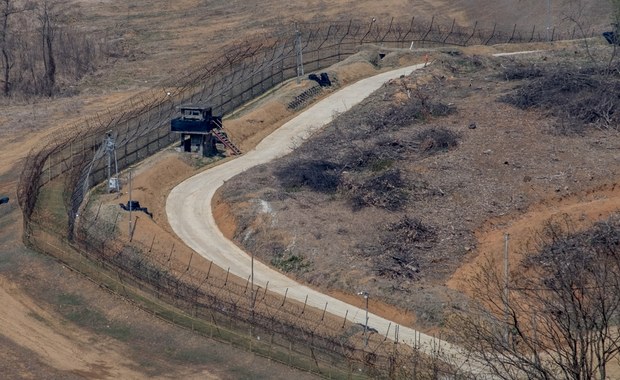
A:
603 24 620 45
308 72 332 87
603 31 619 45
120 200 153 218
0 196 8 205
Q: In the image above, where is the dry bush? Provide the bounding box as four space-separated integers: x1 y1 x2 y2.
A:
453 214 620 379
415 127 459 154
364 93 455 132
441 54 491 75
360 216 436 280
501 63 544 81
500 65 620 133
338 135 417 172
343 168 408 211
274 83 457 213
274 160 340 193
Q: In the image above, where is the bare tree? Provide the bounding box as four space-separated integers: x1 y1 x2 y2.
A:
39 0 55 96
451 215 620 379
0 0 32 96
0 0 13 96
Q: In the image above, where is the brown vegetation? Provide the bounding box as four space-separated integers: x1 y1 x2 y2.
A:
452 215 620 379
1 0 619 378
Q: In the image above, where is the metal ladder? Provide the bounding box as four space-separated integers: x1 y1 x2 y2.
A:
211 128 242 156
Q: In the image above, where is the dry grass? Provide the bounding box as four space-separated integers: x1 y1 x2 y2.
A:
0 0 617 377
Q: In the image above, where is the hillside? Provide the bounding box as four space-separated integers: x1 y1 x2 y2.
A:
215 43 620 328
0 0 616 378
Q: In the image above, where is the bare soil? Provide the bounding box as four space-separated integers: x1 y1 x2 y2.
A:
0 0 615 377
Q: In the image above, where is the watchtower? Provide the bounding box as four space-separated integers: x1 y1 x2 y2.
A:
170 106 241 156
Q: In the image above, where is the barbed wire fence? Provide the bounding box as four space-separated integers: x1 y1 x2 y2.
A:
26 199 470 378
17 16 592 378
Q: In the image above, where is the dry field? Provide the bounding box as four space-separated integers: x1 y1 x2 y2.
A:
0 0 616 378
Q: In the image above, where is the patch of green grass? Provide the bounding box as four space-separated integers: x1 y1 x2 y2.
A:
271 250 311 273
167 347 221 365
56 292 133 341
57 292 85 306
103 323 133 341
0 255 16 272
35 180 68 226
369 158 393 172
65 307 107 326
227 366 274 380
191 155 223 169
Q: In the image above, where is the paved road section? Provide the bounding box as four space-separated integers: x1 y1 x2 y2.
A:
167 64 485 374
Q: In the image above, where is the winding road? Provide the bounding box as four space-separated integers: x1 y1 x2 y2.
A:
166 63 482 373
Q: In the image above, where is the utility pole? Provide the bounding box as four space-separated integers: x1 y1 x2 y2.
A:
105 132 119 192
546 0 552 41
295 22 304 84
251 250 255 311
504 233 510 344
128 170 132 239
358 291 369 347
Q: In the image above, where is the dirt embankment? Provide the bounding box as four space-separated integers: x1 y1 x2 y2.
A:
448 183 620 291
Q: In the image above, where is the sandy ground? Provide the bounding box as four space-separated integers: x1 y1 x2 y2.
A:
448 183 620 289
0 278 147 379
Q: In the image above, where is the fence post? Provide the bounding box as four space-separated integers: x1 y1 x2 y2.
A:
48 154 52 182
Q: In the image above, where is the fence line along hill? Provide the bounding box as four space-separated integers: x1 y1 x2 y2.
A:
17 16 591 378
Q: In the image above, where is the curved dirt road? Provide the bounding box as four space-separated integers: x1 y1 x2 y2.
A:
166 64 480 370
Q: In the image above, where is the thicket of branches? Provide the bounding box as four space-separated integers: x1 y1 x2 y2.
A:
274 85 457 212
0 0 109 98
500 63 620 133
358 216 436 280
452 214 620 379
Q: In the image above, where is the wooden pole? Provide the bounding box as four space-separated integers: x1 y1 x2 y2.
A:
504 233 510 344
128 170 132 239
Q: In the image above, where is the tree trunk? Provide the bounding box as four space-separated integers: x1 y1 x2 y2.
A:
0 0 11 96
40 2 55 97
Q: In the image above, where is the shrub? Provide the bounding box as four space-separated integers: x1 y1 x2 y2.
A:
415 128 459 153
346 169 408 211
365 91 455 131
275 160 340 193
500 67 620 132
371 216 436 279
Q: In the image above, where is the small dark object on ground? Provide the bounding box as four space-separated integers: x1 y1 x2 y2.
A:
603 31 619 45
468 122 477 129
308 72 332 87
120 200 153 218
355 323 379 333
0 196 8 205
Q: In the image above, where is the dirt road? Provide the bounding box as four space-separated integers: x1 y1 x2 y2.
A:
165 64 486 371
